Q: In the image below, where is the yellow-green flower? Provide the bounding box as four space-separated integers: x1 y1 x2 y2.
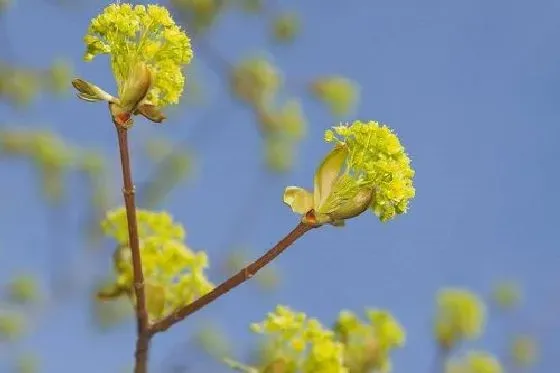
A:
434 288 486 349
248 305 347 373
334 309 405 373
99 208 213 321
74 4 193 124
283 120 415 225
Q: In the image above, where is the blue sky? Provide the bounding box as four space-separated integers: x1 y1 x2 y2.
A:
1 0 559 372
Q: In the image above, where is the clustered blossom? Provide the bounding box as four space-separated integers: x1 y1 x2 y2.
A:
226 306 406 373
248 305 347 373
284 120 415 226
81 3 192 108
434 288 486 349
446 351 503 373
100 208 213 321
334 309 405 372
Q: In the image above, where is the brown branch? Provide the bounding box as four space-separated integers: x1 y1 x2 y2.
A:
149 221 316 335
115 121 151 373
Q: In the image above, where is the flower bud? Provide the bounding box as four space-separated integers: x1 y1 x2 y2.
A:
72 78 116 102
134 104 166 124
327 186 375 222
119 62 152 113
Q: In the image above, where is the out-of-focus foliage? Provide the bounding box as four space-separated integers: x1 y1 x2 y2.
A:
0 129 109 206
257 98 306 172
0 311 25 341
0 60 72 107
195 322 233 359
510 334 538 367
5 274 41 305
224 248 280 291
433 288 486 349
141 137 193 208
0 0 12 12
310 76 360 118
14 353 40 373
446 351 503 373
234 0 262 13
271 12 300 44
231 56 281 107
99 208 213 321
491 281 522 311
171 0 227 34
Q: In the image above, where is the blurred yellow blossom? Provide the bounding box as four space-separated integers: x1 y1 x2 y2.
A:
334 309 405 372
434 288 486 349
310 76 359 117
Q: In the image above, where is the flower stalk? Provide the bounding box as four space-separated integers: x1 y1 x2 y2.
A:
113 114 150 373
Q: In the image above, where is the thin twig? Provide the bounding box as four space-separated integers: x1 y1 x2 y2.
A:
432 345 449 373
115 123 151 373
149 221 316 335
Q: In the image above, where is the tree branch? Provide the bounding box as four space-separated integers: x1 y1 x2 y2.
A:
115 123 151 373
149 221 316 335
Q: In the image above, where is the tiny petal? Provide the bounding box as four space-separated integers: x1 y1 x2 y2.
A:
283 186 313 214
313 144 348 209
119 62 152 112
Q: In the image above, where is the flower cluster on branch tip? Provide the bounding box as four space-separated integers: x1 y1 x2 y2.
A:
283 120 415 227
72 3 193 127
98 208 213 322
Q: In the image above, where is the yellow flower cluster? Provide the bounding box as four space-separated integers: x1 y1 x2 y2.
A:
310 76 359 117
334 309 405 372
100 208 213 321
434 288 486 349
324 120 416 222
83 3 193 107
446 351 502 373
250 305 347 373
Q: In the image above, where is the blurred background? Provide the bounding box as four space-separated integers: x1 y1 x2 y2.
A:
0 0 559 372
